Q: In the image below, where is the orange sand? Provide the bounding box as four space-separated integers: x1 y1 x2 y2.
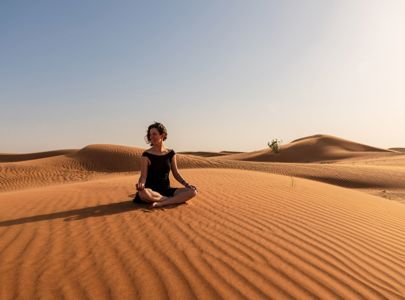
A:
1 135 405 299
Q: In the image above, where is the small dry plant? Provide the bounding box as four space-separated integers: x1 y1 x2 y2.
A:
268 138 282 153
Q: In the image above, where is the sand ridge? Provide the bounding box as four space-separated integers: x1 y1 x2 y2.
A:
1 144 405 195
1 169 405 299
216 134 398 163
0 149 77 163
1 135 405 299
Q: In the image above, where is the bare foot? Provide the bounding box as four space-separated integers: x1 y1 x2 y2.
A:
149 202 162 209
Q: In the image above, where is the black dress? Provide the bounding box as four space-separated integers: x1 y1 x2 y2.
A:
133 149 178 203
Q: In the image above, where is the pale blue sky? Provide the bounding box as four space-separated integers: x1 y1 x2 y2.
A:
1 1 404 153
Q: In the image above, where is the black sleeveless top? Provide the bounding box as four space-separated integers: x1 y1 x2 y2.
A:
142 149 176 193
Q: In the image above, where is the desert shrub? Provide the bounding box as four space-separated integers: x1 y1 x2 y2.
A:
268 139 282 153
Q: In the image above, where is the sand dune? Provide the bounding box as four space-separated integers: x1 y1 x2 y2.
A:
390 148 405 153
69 144 143 172
0 144 221 192
0 149 77 163
1 142 405 197
179 151 244 158
1 135 405 299
1 169 405 299
68 144 224 172
217 134 396 163
177 151 226 157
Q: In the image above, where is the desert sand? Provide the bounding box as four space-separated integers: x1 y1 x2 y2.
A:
1 134 405 299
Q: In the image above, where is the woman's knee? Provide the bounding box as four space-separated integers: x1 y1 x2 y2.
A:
187 188 198 197
138 188 153 201
173 187 197 198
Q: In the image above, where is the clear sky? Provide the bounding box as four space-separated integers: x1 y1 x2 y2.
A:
1 0 404 153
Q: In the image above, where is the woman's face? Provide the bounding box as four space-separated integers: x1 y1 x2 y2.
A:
149 128 164 145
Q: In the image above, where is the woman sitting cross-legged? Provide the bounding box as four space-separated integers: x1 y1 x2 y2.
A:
133 121 198 208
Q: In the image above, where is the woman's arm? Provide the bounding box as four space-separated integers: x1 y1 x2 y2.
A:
170 154 189 186
138 156 149 185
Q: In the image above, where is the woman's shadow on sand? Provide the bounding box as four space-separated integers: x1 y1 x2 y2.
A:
0 194 186 227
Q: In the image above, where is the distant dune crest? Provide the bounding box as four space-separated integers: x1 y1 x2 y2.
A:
0 149 77 163
389 147 405 153
70 144 143 172
217 134 398 163
1 134 404 192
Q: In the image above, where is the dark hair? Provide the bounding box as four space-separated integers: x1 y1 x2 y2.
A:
144 121 168 146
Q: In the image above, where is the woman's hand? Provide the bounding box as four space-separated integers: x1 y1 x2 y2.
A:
136 182 145 191
185 183 198 191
